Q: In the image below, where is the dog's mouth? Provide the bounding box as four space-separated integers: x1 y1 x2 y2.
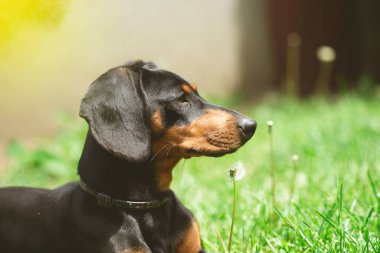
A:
182 136 242 158
207 137 241 149
185 147 238 157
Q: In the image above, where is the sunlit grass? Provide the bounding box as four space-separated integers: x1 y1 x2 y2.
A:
2 94 380 252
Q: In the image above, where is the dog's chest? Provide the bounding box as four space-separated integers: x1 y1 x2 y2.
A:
109 210 201 253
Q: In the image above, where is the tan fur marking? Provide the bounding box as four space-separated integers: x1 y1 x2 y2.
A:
151 138 181 191
181 84 192 94
176 219 201 253
151 108 241 191
151 110 164 134
189 83 198 91
151 115 178 190
153 155 180 191
162 109 241 156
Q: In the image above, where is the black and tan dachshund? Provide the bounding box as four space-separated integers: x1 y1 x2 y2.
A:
0 61 256 253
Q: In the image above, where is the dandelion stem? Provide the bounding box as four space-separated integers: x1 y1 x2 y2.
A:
289 154 299 202
228 179 236 252
268 121 276 205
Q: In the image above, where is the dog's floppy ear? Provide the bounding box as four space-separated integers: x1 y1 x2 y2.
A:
80 64 150 163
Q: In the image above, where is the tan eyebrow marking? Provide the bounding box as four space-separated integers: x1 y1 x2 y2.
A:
189 83 198 91
181 84 192 94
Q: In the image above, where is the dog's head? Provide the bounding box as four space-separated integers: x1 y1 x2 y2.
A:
80 61 256 164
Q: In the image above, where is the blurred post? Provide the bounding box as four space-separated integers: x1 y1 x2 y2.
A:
315 46 336 94
285 32 301 97
269 0 341 96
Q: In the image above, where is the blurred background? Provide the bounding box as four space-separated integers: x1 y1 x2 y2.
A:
1 2 380 250
0 0 379 168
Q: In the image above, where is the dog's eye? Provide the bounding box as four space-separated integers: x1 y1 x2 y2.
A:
177 94 190 105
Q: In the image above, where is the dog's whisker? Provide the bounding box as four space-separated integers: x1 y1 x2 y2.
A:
148 144 170 165
178 158 186 183
164 145 173 170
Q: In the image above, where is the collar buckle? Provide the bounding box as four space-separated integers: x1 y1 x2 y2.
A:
97 192 113 208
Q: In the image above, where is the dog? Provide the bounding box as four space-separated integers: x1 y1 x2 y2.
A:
0 61 256 253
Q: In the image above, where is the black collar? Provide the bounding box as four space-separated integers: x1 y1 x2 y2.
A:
79 180 169 210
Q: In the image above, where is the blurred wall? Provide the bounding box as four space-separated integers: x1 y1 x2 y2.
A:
238 0 276 97
0 0 244 143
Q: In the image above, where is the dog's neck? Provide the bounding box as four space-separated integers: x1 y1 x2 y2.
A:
78 131 179 201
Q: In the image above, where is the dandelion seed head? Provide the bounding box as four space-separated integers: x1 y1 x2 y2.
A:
267 120 274 133
227 161 246 181
292 154 299 161
317 46 336 62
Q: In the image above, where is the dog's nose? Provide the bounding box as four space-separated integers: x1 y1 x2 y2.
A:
238 118 257 142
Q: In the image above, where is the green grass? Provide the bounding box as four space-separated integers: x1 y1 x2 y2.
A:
2 94 380 252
